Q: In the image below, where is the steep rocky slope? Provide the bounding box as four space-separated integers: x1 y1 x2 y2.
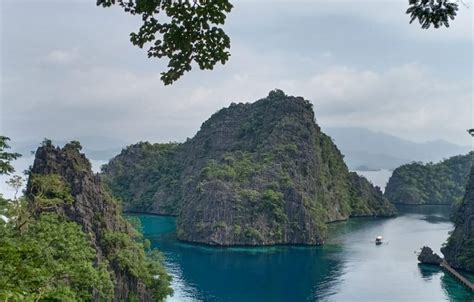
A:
441 164 474 272
27 141 171 301
102 142 182 215
385 153 472 205
103 90 396 246
348 172 395 216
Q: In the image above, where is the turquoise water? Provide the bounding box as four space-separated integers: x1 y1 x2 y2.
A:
135 206 474 301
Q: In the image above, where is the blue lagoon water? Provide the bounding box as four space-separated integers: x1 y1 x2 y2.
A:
135 206 474 302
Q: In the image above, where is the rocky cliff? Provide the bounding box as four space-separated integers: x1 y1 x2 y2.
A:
102 142 182 215
27 141 171 301
349 172 396 217
441 163 474 272
385 153 472 205
103 90 396 246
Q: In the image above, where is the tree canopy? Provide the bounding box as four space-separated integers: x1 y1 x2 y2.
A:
407 0 459 29
97 0 233 85
385 152 473 205
0 136 21 175
98 0 460 85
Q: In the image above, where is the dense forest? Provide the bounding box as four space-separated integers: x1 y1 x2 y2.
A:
102 90 396 246
0 140 172 301
442 164 474 272
385 153 473 205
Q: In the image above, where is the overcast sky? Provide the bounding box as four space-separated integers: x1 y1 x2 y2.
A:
1 0 473 148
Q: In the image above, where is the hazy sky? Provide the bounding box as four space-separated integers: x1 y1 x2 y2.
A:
1 0 473 147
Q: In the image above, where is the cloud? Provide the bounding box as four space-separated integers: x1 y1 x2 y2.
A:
2 46 471 146
0 0 472 148
296 64 472 143
43 48 79 65
237 0 473 42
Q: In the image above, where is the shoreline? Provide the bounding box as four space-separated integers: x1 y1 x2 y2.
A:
128 211 398 248
123 210 177 218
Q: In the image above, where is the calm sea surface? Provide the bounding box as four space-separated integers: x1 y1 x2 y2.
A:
135 205 474 302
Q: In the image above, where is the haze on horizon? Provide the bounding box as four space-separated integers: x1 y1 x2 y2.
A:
1 0 473 147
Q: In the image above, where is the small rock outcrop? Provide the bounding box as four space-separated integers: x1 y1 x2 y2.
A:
441 163 474 272
27 141 171 301
418 246 442 265
103 90 397 246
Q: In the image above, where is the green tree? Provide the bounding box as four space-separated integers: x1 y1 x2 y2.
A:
407 0 459 29
0 136 21 175
1 154 173 301
99 1 459 85
0 213 114 301
5 175 23 200
98 0 233 85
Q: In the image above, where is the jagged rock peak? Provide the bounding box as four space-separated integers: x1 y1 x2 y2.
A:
28 140 168 301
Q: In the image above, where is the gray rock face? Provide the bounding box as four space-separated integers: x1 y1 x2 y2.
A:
103 91 396 246
418 246 442 265
441 164 474 272
175 92 397 245
28 142 155 301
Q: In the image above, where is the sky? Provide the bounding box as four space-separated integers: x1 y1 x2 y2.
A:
0 0 473 148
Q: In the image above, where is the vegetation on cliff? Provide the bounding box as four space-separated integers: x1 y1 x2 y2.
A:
102 142 182 215
103 90 396 246
0 209 114 301
0 136 21 175
442 164 474 272
385 153 473 205
349 172 396 216
0 140 172 301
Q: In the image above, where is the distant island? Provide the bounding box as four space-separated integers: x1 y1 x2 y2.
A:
385 153 473 205
102 90 396 246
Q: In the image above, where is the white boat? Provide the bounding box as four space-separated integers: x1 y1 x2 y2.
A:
375 236 383 245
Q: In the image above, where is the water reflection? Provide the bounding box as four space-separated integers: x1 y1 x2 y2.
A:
135 206 474 302
440 273 474 301
417 264 442 281
420 215 451 224
395 204 454 216
166 242 346 301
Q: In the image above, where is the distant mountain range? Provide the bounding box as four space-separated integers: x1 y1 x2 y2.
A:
323 127 471 171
